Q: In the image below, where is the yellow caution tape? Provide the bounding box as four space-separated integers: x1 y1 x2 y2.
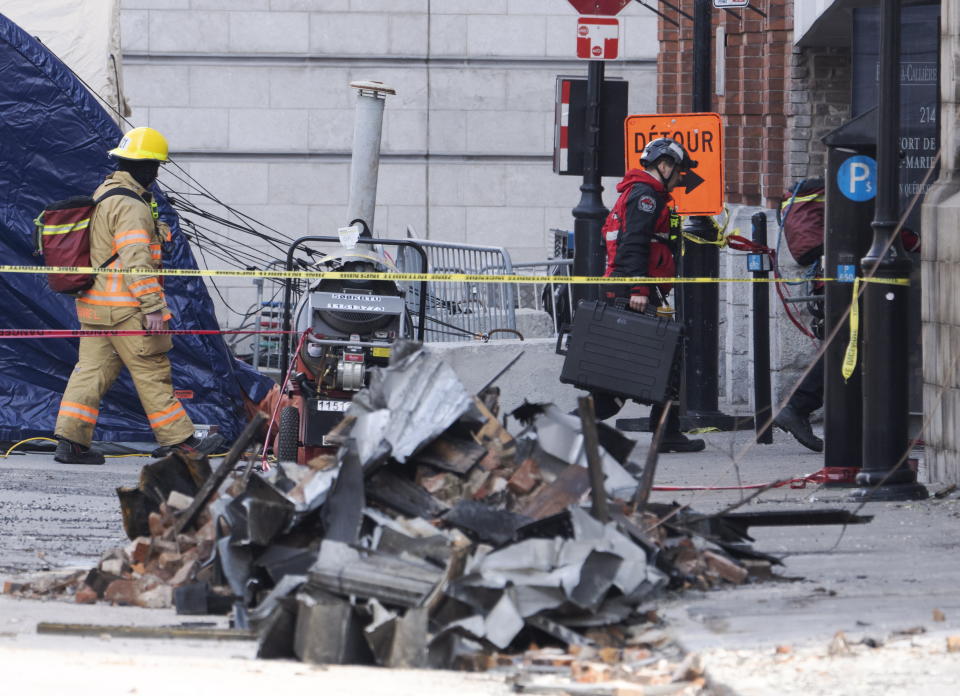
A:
841 277 861 381
679 208 740 249
0 264 912 286
686 427 721 435
681 231 728 248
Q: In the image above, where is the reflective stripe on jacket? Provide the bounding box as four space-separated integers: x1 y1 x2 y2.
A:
76 171 170 326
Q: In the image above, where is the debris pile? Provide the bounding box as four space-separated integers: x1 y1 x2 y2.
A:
7 342 867 678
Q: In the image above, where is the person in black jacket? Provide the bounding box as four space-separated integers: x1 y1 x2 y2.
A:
591 138 705 453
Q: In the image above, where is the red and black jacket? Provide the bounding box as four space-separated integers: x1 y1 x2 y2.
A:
602 169 675 300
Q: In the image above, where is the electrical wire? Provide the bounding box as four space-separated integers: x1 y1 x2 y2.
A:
39 37 317 336
1 436 229 459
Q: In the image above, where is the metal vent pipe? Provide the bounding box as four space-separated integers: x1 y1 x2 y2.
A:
346 80 396 236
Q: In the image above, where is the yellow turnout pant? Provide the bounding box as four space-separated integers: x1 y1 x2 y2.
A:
55 315 194 447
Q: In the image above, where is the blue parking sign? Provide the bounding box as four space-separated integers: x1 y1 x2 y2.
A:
837 264 857 283
837 155 877 202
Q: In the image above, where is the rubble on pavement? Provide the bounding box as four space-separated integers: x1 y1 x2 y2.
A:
4 341 868 686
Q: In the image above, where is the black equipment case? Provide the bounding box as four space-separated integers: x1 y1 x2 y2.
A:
556 300 682 405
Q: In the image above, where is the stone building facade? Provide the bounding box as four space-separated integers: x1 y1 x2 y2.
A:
921 0 960 482
119 0 658 328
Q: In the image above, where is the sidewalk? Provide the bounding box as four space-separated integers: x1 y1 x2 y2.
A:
2 425 959 695
645 425 960 695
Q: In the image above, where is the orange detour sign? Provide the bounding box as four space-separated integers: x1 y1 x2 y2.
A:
624 112 724 216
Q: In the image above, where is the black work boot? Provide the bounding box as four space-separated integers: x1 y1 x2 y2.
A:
53 437 105 465
650 404 706 453
774 405 823 452
152 432 225 458
658 432 707 453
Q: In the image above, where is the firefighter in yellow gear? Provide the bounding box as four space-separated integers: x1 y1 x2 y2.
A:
54 127 217 464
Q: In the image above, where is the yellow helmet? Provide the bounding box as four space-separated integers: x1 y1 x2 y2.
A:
108 127 169 162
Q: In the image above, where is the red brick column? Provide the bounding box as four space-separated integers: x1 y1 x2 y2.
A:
656 1 793 208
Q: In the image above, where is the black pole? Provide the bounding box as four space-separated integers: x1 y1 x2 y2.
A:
823 148 872 480
692 0 711 111
678 0 743 430
850 0 926 501
572 60 607 308
751 212 772 444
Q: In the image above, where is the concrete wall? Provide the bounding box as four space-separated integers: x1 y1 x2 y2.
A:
921 0 960 483
119 1 658 330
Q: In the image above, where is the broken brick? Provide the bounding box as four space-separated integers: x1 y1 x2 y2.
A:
507 458 542 496
597 646 620 664
74 584 98 604
2 581 25 594
703 550 748 584
135 583 173 609
152 539 178 554
99 557 125 577
147 511 166 538
125 536 152 564
103 579 141 606
169 559 197 587
157 551 182 572
476 448 501 472
419 471 456 496
195 518 216 543
166 490 194 512
306 454 337 471
571 661 613 683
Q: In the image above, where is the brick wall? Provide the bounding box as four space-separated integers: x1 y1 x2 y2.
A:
657 0 793 207
787 45 852 185
656 1 852 410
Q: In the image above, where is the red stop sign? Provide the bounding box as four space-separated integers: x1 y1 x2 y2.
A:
567 0 631 14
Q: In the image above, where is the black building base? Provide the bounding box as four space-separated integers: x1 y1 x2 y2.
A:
847 482 928 502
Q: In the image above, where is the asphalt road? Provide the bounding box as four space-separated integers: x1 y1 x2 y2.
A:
0 451 139 576
3 425 960 695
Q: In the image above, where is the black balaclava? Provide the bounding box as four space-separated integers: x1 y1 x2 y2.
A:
116 158 160 189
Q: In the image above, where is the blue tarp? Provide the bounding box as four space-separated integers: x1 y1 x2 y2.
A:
0 14 274 443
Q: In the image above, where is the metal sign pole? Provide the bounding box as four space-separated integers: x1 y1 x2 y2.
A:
572 60 608 307
678 0 744 430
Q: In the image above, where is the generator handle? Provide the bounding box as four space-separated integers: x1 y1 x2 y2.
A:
305 336 397 349
280 236 428 382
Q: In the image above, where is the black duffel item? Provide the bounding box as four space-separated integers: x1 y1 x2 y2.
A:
557 300 682 405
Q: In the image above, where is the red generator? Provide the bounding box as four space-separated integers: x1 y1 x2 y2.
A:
274 235 427 465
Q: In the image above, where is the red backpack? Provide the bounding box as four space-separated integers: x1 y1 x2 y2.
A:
779 179 825 266
34 188 143 294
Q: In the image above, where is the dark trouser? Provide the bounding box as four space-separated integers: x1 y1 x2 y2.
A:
789 352 824 417
590 392 682 435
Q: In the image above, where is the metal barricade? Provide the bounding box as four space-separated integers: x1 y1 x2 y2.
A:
491 259 574 337
397 239 516 342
